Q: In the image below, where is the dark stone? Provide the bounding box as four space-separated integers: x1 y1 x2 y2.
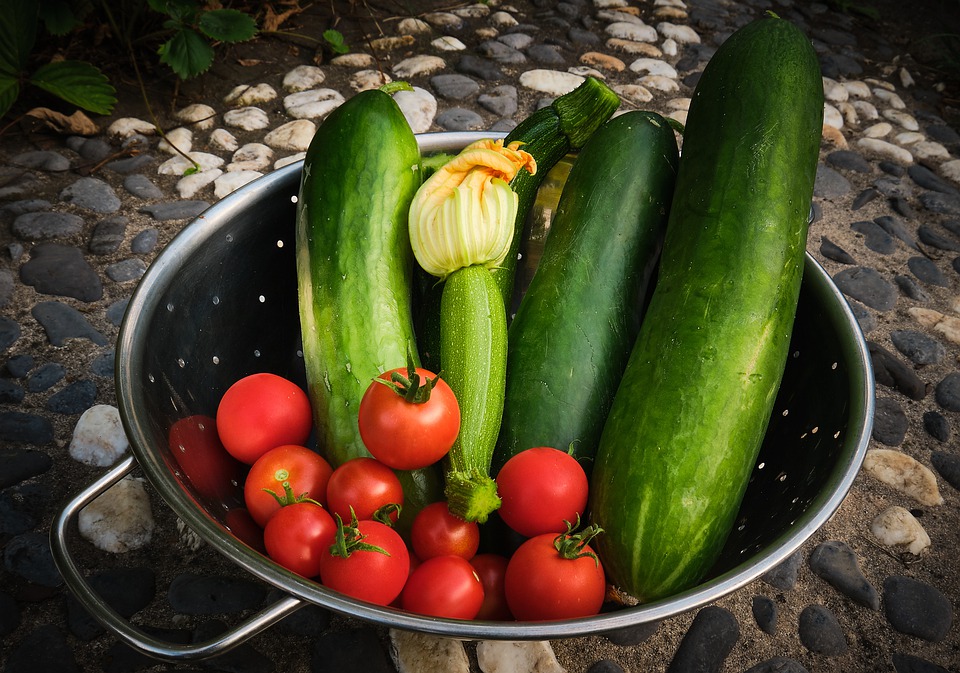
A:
139 200 210 221
5 354 33 378
3 531 63 586
106 258 147 282
890 329 946 365
0 378 24 403
868 346 926 399
106 153 156 174
91 349 115 378
0 590 21 636
46 379 98 414
808 540 880 609
918 223 960 252
920 191 960 216
891 196 917 219
477 85 519 117
814 164 851 199
0 411 55 446
872 396 909 446
832 267 897 311
430 73 481 100
923 410 951 442
666 605 739 673
761 550 803 591
798 604 847 655
32 301 108 346
123 173 164 199
0 447 52 488
0 491 36 536
101 626 193 673
456 53 505 80
883 575 953 641
66 567 157 640
743 657 809 673
895 275 930 302
0 315 21 351
436 107 486 131
20 243 104 302
819 236 856 264
751 595 777 635
569 26 601 45
11 211 85 240
191 619 275 673
603 620 660 646
935 372 960 411
908 256 949 287
588 661 626 673
874 215 919 249
167 573 268 615
106 297 131 326
852 187 880 210
2 624 80 673
131 228 159 254
892 651 952 673
274 596 332 637
60 176 121 213
908 164 960 195
925 124 960 145
826 150 872 173
27 361 66 392
851 220 897 253
930 451 960 491
89 215 128 254
528 43 566 65
311 627 394 673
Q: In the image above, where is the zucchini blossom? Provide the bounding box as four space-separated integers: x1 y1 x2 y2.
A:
409 138 536 278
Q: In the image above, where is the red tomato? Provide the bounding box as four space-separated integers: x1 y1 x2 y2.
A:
243 444 332 528
216 373 313 464
470 553 512 621
496 446 589 538
224 507 265 553
168 415 245 505
326 457 403 524
358 364 460 470
410 502 480 561
401 555 484 620
320 518 410 606
263 501 336 578
504 528 606 621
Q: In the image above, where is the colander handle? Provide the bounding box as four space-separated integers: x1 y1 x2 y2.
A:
49 455 306 661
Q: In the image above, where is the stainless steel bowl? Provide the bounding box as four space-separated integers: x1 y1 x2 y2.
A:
52 132 874 661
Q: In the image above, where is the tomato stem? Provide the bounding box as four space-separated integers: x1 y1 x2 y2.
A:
263 481 314 507
372 348 441 404
554 517 604 566
372 503 401 527
329 509 391 558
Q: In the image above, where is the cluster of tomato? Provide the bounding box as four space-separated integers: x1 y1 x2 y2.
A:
206 367 606 622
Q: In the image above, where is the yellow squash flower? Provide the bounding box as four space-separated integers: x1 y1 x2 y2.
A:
409 138 537 278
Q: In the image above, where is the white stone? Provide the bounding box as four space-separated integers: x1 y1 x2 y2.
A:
871 505 931 555
210 128 239 152
941 159 960 185
639 74 679 92
606 21 658 43
667 109 687 126
842 80 872 98
823 103 844 130
837 101 859 127
596 0 629 7
654 0 687 7
351 69 392 91
475 27 498 40
229 143 273 172
264 119 316 151
282 64 326 92
224 82 278 106
214 170 262 198
909 306 960 344
629 57 677 78
107 117 156 139
398 17 432 35
453 3 491 19
490 10 518 28
852 99 879 120
863 122 893 138
667 97 691 110
613 83 653 105
598 9 645 25
331 52 376 68
283 88 345 120
519 69 585 96
158 127 193 155
661 37 679 57
569 66 606 79
432 36 466 51
883 108 920 131
69 405 128 467
393 55 447 78
873 87 906 109
274 152 305 170
389 630 470 673
823 77 849 103
862 448 944 506
867 77 896 91
174 103 217 130
912 141 951 161
476 641 565 673
657 21 700 44
394 86 438 134
422 12 463 30
223 107 271 131
856 138 913 165
177 169 222 199
894 131 925 145
78 476 155 553
899 67 915 88
157 152 224 176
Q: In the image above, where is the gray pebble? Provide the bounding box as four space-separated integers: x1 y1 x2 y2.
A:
106 153 155 174
478 39 527 64
895 275 931 302
0 412 55 446
528 43 566 65
76 137 112 163
891 196 918 219
751 595 777 635
808 540 880 609
908 165 959 195
0 316 20 352
917 224 960 252
59 177 121 213
873 175 911 199
0 380 24 404
819 236 856 264
456 54 504 81
106 258 147 282
569 26 601 44
874 215 919 249
892 652 952 673
0 268 12 308
920 191 960 217
798 604 847 655
868 341 926 400
167 573 268 615
31 301 108 347
935 372 960 411
883 575 953 642
436 107 486 131
0 199 51 216
106 297 130 326
91 350 115 378
930 451 960 491
942 219 960 237
498 33 533 50
478 85 519 117
123 173 164 199
5 354 33 378
848 299 878 333
46 379 97 414
908 256 949 287
89 215 128 255
603 620 659 646
925 124 960 145
21 244 103 302
833 267 897 311
873 396 909 446
12 150 71 172
851 187 880 210
879 161 907 177
851 220 897 254
922 410 950 442
814 164 851 199
131 228 159 254
430 73 481 100
890 329 945 365
666 605 739 673
12 212 85 240
826 150 872 173
743 657 809 673
139 200 209 221
27 362 66 393
3 531 62 586
761 550 803 591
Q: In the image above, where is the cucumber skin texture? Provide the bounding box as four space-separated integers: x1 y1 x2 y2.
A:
295 90 442 516
494 111 679 472
589 18 825 602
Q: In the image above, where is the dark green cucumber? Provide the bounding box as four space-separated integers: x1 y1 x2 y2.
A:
493 111 679 472
590 17 824 601
296 88 442 521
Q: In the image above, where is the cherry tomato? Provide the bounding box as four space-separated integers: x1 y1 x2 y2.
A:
326 457 403 524
410 502 480 561
320 518 410 606
263 501 336 578
504 527 606 621
401 555 484 620
496 446 589 538
168 415 245 505
216 373 313 464
244 444 333 527
358 363 460 470
470 553 512 621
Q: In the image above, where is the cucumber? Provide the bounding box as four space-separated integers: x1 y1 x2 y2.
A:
295 88 442 523
589 16 824 601
494 111 679 472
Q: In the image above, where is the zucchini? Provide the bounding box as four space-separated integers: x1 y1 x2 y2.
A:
493 111 679 472
589 16 824 601
295 88 442 524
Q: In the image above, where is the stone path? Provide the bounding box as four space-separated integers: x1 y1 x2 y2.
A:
1 0 959 671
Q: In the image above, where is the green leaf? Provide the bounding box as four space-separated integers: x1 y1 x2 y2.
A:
29 60 116 115
323 29 348 54
39 0 79 36
198 8 256 43
0 0 38 75
0 75 21 119
159 27 214 79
